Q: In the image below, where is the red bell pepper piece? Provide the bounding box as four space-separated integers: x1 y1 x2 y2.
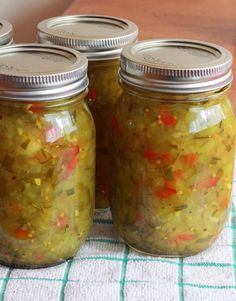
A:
221 197 229 209
174 169 184 180
35 255 43 262
183 153 198 166
144 149 173 164
15 228 30 239
164 179 176 189
159 152 173 164
175 233 196 241
144 149 157 161
57 213 69 228
70 146 80 156
62 146 80 180
196 176 219 191
64 157 77 175
156 187 177 199
27 103 43 113
10 202 22 213
87 90 97 101
159 107 177 127
34 151 47 163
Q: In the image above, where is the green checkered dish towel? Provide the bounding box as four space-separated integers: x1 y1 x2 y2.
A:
0 178 236 301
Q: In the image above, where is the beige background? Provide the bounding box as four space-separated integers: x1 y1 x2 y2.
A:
0 0 73 42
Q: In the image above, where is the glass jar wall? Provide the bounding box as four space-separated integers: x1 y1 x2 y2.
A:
37 15 138 210
0 44 95 268
110 39 235 257
0 95 95 267
110 85 235 256
86 59 121 208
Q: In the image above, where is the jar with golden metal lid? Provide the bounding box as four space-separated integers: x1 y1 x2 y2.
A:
110 39 235 257
37 15 138 211
0 44 95 268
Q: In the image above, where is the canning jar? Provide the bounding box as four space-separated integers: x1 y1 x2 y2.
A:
37 15 138 210
110 39 235 257
0 44 95 268
0 18 13 45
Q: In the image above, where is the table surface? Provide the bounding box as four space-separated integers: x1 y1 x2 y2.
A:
65 0 236 111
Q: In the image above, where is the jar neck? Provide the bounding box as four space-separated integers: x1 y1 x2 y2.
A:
88 58 120 69
120 81 230 103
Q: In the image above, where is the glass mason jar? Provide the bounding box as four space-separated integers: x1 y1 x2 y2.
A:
110 39 236 257
0 18 13 46
0 44 95 268
37 15 138 210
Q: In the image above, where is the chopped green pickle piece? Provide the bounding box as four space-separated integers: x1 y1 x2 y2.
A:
0 95 95 268
110 88 236 257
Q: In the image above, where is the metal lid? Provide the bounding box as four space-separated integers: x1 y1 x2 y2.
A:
0 43 88 101
120 39 233 93
37 15 138 60
0 18 13 46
